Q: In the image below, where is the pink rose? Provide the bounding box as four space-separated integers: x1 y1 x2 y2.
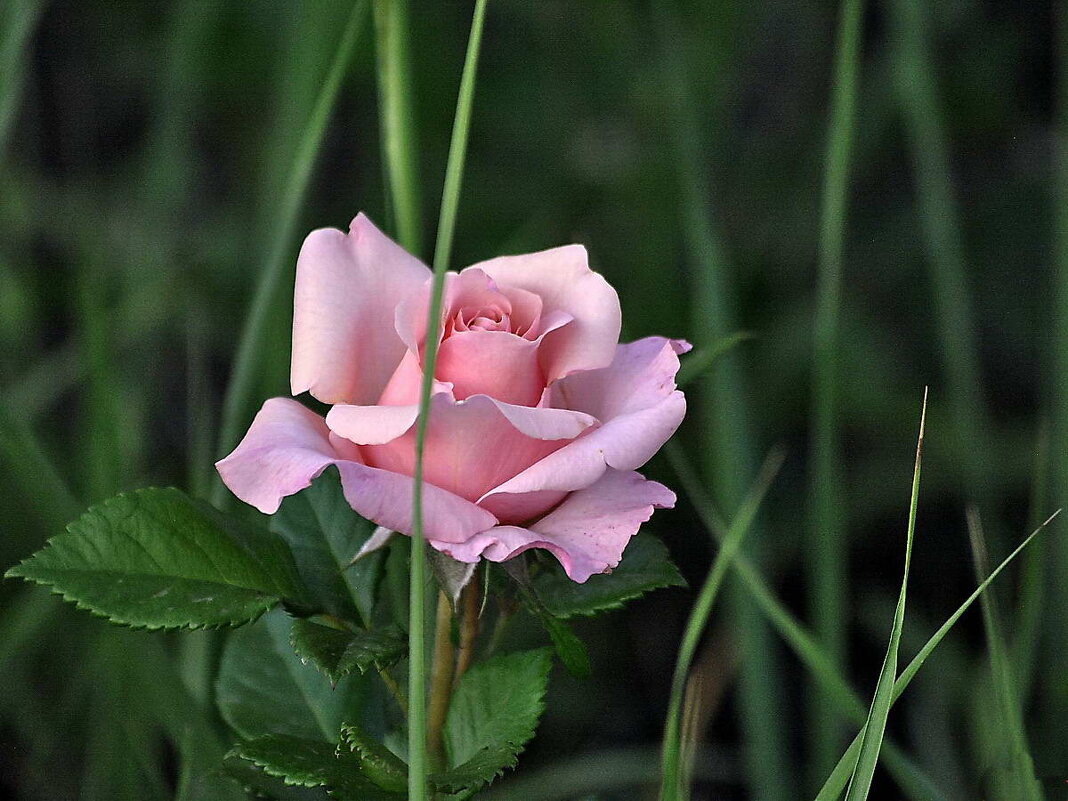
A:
217 214 688 582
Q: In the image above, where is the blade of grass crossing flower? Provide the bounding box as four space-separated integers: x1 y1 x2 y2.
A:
808 0 864 781
212 0 370 506
965 509 1043 801
814 511 1057 801
842 388 926 801
654 7 791 797
410 2 489 798
373 0 422 256
660 447 785 801
664 442 944 800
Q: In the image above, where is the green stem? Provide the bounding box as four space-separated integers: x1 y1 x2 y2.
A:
211 0 369 506
408 3 489 799
427 591 456 771
373 0 423 256
807 0 864 781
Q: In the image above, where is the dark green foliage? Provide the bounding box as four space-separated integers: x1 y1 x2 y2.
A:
291 619 406 685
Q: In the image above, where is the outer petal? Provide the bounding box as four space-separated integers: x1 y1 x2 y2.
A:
466 245 622 381
434 469 676 582
291 213 431 405
215 398 496 543
480 337 687 504
358 395 596 507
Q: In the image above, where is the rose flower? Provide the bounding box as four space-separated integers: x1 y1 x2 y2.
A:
217 214 688 582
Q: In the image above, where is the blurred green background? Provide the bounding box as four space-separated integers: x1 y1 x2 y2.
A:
1 0 1066 799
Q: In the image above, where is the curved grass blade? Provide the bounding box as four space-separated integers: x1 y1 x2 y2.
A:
814 510 1059 801
409 2 490 798
212 0 370 506
665 441 943 800
843 389 926 800
675 331 753 388
660 447 785 801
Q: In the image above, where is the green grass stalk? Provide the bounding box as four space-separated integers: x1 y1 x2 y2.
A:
211 0 369 506
0 0 45 156
813 510 1058 801
665 441 944 801
808 0 865 779
660 448 785 801
373 0 423 256
843 390 926 800
409 2 489 797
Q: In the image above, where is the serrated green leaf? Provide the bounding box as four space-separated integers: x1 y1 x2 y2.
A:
231 735 340 787
533 534 685 619
339 723 408 792
5 487 302 630
272 467 385 624
223 753 329 801
431 745 518 792
291 619 406 685
444 648 552 782
217 609 368 742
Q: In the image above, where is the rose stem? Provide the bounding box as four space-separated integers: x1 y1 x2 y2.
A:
452 579 481 686
426 590 456 770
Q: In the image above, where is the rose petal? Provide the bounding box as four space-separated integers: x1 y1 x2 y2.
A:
466 245 621 381
215 397 496 543
435 469 676 582
436 330 544 406
480 337 687 503
361 395 596 505
292 213 431 405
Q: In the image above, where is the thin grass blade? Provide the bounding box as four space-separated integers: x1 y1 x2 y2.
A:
373 0 422 256
409 2 489 798
842 389 927 800
814 510 1058 801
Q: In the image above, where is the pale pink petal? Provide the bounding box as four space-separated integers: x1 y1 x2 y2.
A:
215 397 496 543
325 404 420 445
377 350 455 406
291 213 430 405
435 469 676 582
362 395 595 506
436 331 544 406
395 269 508 355
480 337 687 503
466 245 621 381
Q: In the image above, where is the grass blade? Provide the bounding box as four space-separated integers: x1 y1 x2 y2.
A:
0 0 45 156
212 0 369 506
660 447 785 801
814 510 1057 801
965 510 1043 801
675 331 753 388
409 2 489 797
665 441 944 800
807 0 864 779
843 389 927 800
373 0 423 256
